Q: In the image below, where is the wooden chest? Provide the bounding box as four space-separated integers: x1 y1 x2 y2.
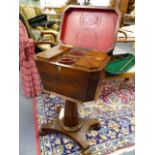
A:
35 5 120 102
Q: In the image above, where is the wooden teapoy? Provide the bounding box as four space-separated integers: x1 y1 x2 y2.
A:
34 5 120 153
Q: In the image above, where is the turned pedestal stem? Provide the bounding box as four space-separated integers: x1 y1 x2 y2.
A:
63 100 79 127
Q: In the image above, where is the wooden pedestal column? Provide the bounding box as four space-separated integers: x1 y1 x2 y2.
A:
64 101 79 127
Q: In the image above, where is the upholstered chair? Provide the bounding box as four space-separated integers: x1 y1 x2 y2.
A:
19 4 59 51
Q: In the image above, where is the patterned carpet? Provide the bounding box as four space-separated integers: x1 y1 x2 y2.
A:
34 78 135 155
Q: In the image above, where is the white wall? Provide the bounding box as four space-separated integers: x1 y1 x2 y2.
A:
78 0 110 6
40 0 67 8
91 0 110 6
40 0 110 8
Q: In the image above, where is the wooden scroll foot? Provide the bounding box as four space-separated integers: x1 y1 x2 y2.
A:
39 117 101 151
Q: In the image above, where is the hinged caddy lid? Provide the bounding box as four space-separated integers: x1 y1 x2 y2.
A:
59 5 120 53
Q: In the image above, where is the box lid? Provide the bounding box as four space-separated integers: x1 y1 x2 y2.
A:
59 5 120 53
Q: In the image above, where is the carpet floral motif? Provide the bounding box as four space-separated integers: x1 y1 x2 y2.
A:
35 78 135 155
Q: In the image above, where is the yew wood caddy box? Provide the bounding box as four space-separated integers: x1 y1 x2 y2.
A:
35 5 120 102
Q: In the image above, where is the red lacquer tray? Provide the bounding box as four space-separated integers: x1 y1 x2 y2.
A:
59 5 120 53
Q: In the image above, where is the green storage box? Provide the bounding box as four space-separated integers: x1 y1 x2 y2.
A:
105 53 135 75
